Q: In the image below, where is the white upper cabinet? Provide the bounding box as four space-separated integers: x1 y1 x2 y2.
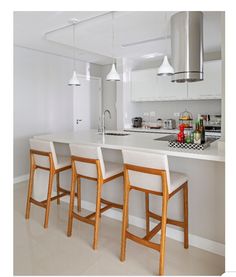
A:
131 60 222 101
131 68 158 101
188 60 222 99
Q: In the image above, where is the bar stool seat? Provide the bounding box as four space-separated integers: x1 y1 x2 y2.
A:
120 149 189 275
25 139 80 228
126 169 187 193
169 172 188 193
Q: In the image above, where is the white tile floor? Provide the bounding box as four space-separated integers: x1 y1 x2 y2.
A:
14 181 225 275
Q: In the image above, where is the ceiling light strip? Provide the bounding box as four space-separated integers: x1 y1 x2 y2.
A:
44 12 113 37
121 35 170 48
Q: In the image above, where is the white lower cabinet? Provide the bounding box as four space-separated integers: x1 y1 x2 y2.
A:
131 60 222 101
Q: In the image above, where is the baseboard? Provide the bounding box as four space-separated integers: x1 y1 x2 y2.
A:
62 198 225 257
14 174 29 184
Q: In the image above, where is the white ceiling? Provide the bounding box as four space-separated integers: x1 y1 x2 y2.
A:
14 11 222 65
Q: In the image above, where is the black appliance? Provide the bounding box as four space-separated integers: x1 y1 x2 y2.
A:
132 117 142 128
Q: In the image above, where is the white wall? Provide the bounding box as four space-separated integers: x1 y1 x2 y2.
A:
14 46 102 178
125 100 221 127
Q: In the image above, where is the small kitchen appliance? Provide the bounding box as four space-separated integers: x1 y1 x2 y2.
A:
132 117 143 128
163 119 176 129
204 114 221 134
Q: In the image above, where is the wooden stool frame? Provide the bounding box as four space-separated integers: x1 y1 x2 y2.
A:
120 163 188 276
67 155 123 250
25 149 79 228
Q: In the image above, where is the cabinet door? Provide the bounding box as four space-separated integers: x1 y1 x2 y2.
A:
131 68 187 101
156 76 187 100
188 60 222 99
131 68 159 101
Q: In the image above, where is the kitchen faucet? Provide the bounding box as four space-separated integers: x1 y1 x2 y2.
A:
101 109 111 135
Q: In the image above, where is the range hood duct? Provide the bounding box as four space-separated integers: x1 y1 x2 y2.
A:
171 11 204 83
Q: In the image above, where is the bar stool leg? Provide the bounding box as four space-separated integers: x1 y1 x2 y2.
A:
120 175 130 262
145 192 150 236
77 176 81 212
44 171 54 228
67 166 77 237
56 172 60 205
159 195 168 275
25 157 35 219
93 180 102 250
183 182 189 249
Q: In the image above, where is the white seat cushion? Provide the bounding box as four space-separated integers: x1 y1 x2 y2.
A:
56 155 71 169
169 171 188 193
127 170 187 194
103 161 123 179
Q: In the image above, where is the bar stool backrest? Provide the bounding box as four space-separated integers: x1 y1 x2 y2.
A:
122 149 171 193
29 138 58 169
69 144 105 179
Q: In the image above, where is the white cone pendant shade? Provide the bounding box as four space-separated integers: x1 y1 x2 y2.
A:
68 71 80 86
157 56 174 76
106 64 120 81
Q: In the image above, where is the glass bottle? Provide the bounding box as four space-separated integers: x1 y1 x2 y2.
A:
194 123 201 144
199 119 205 144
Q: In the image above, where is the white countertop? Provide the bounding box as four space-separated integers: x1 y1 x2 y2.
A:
35 129 224 162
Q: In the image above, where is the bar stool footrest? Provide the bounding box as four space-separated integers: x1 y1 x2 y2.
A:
30 197 47 208
58 187 78 197
101 198 123 209
143 222 162 241
149 211 184 228
84 197 123 220
126 231 160 251
72 211 95 225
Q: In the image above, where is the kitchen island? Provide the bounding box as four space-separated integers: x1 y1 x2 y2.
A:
35 129 224 162
33 130 225 256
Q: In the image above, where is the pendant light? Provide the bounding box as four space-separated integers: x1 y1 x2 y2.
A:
68 19 80 86
157 13 174 76
106 12 120 81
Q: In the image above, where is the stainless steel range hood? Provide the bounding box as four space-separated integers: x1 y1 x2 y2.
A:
171 11 204 83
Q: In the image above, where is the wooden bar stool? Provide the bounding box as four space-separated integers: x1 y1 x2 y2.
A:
67 144 123 250
25 138 80 228
120 150 189 275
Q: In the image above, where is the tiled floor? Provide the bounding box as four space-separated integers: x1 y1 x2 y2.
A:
14 181 225 275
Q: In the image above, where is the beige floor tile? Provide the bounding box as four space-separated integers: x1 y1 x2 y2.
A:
14 181 225 275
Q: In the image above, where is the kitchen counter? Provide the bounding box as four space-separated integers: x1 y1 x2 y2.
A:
35 129 224 162
124 127 221 137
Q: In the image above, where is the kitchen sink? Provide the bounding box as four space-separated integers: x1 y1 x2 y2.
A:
98 132 129 136
154 134 219 143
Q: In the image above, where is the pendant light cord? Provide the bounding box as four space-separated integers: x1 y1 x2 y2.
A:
165 12 168 55
112 11 114 64
73 23 76 70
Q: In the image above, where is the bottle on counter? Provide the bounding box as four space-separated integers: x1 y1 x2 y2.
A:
177 124 185 143
199 118 206 144
190 131 195 143
185 131 191 144
194 122 201 144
